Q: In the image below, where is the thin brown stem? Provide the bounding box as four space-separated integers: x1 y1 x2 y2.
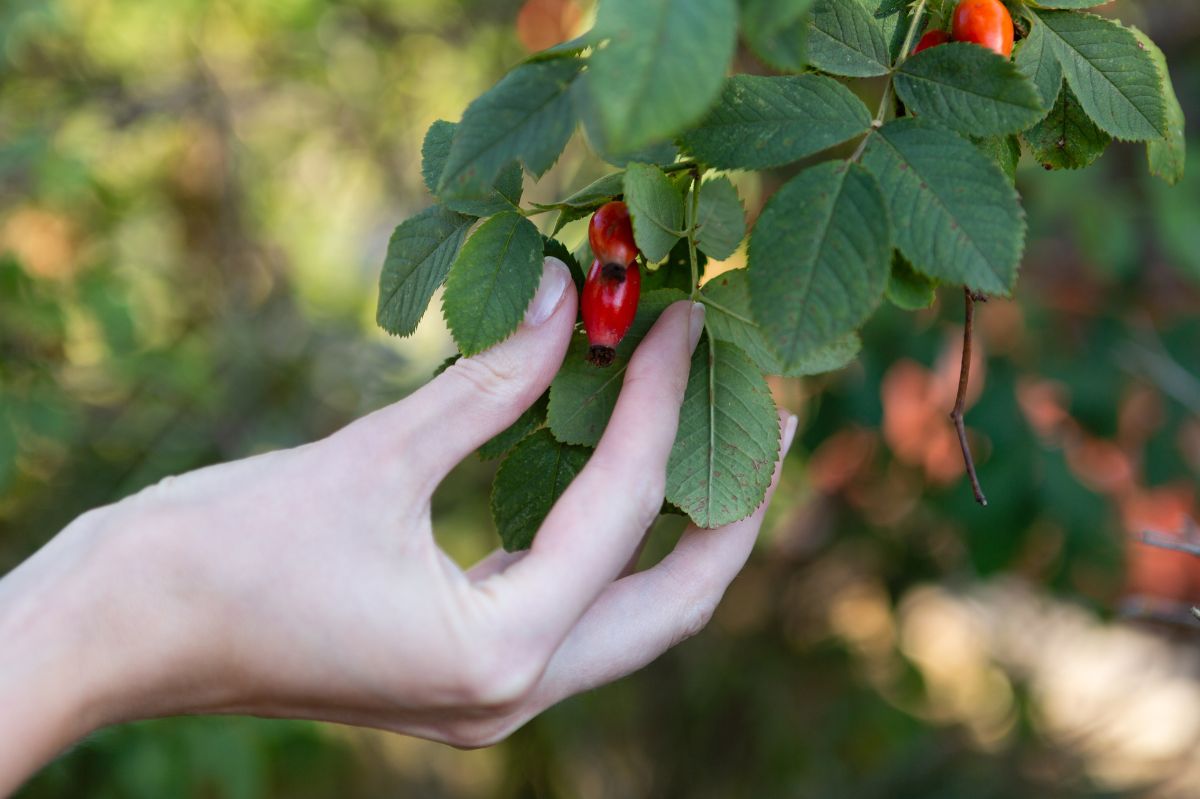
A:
950 288 988 506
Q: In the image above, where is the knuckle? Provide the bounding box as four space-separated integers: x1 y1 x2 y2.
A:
632 471 667 528
448 353 523 409
443 716 521 749
448 636 545 707
674 596 719 645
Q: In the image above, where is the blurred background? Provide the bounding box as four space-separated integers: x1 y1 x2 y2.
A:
2 0 1199 796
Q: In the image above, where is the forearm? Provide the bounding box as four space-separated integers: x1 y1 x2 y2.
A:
0 531 100 795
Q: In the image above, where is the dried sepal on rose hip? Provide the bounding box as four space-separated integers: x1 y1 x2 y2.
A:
582 201 641 367
952 0 1014 58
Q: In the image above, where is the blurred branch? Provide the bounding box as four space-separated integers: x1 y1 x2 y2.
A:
1114 327 1200 417
951 289 988 507
1136 519 1200 627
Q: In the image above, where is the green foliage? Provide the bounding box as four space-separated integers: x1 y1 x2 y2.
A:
376 207 473 336
623 163 685 262
1015 14 1065 111
442 212 544 356
1035 10 1168 142
694 177 746 260
679 74 871 170
1135 27 1187 185
664 337 780 528
422 120 524 217
894 43 1044 136
547 290 687 447
704 270 862 377
748 161 891 369
886 255 938 310
479 394 549 460
491 429 590 551
586 0 738 154
1023 84 1112 170
739 0 814 71
806 0 891 77
861 118 1025 296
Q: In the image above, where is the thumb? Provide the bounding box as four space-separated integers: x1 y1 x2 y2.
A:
355 257 576 489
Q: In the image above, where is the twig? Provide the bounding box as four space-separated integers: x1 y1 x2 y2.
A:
1139 524 1200 558
950 288 988 506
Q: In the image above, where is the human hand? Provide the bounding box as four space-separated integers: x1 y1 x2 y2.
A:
0 257 796 791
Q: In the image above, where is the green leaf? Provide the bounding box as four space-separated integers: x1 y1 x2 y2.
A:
376 206 473 336
703 269 860 376
422 121 524 217
679 74 872 170
442 212 545 356
491 429 591 551
547 290 687 447
479 394 548 460
586 0 738 154
806 0 891 77
894 43 1044 137
739 0 814 72
1035 10 1168 142
624 163 685 263
1033 0 1112 7
1134 28 1186 186
861 117 1025 296
1023 84 1111 170
748 161 891 370
545 172 626 235
437 59 582 199
1015 13 1065 111
886 254 938 310
973 134 1022 181
695 178 746 260
542 235 586 295
644 239 704 293
665 337 780 528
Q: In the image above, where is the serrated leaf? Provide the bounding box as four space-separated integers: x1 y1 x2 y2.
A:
806 0 891 77
739 0 813 72
1035 10 1168 142
748 161 890 370
1033 1 1112 7
665 337 780 528
1134 28 1186 186
546 172 626 235
442 212 545 356
1015 14 1065 111
703 269 860 376
886 254 938 310
376 206 473 336
542 235 586 298
973 134 1022 181
547 290 687 447
438 59 582 200
861 117 1025 296
695 178 746 260
679 74 872 171
624 163 685 262
479 394 548 460
894 43 1044 137
491 429 591 551
422 121 524 217
1023 84 1111 170
586 0 737 154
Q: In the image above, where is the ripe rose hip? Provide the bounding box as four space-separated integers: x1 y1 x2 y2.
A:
581 258 641 367
588 200 638 270
913 29 952 55
952 0 1014 58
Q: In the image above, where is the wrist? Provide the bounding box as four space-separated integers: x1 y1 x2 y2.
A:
0 514 111 792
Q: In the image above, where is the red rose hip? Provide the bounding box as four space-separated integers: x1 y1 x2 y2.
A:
952 0 1014 58
588 200 638 270
913 29 951 55
581 258 641 367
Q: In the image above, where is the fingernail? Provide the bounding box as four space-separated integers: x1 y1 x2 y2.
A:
525 257 571 326
783 414 799 454
688 302 706 351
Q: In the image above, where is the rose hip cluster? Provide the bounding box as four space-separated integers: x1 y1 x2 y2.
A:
582 201 641 367
914 0 1014 58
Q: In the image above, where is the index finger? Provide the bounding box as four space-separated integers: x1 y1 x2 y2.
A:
492 300 705 644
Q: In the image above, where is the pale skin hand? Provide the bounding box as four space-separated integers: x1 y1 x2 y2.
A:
0 257 797 794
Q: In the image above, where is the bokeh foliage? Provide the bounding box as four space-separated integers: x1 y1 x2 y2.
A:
3 0 1200 796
